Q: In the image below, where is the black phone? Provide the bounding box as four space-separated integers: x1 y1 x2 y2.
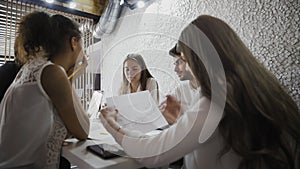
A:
86 144 125 159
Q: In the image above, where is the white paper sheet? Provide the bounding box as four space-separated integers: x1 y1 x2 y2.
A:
106 91 168 133
87 91 103 118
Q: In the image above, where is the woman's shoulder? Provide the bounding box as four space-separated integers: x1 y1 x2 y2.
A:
41 63 66 78
147 77 157 84
146 77 158 87
40 63 69 92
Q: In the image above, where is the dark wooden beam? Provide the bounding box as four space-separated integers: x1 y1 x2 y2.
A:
16 0 108 22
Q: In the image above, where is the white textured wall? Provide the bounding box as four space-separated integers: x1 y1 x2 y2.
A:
98 0 300 107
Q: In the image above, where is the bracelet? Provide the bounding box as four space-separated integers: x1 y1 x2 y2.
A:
116 126 122 132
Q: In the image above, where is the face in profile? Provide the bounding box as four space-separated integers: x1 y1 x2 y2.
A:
73 38 88 67
173 55 194 81
73 38 83 63
68 38 88 80
124 59 142 84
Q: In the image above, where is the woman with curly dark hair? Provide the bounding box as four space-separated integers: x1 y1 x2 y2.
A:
0 11 90 169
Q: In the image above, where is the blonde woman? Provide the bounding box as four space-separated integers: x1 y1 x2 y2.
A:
119 53 159 104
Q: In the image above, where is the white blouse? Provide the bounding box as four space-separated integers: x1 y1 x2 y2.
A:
173 81 201 114
120 94 241 169
0 57 67 169
122 78 159 104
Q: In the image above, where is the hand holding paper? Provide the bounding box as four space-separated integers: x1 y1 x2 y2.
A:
160 95 181 125
106 91 168 133
87 91 103 118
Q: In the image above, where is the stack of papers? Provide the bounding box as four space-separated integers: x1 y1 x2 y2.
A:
106 91 168 133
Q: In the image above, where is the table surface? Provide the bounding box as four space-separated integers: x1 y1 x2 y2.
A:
62 119 142 169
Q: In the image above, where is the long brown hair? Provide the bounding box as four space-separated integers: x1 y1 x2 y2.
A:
120 53 155 94
178 15 300 169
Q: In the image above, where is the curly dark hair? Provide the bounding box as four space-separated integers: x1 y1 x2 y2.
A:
17 11 52 63
16 11 82 64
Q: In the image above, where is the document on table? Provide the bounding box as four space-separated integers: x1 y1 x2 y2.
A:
87 91 103 119
106 91 168 133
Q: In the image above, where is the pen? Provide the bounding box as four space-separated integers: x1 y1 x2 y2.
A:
68 57 89 79
68 64 84 79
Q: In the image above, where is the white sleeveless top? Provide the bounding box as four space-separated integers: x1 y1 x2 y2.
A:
0 57 67 169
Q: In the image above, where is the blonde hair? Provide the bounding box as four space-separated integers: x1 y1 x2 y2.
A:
119 53 155 95
14 35 25 65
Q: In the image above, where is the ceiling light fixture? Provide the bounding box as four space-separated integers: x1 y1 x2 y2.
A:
121 0 150 10
69 1 77 9
136 1 145 8
45 0 55 3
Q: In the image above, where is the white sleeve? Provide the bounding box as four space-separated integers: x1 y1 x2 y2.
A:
173 85 187 115
146 78 159 104
172 85 181 101
172 81 190 103
121 97 211 168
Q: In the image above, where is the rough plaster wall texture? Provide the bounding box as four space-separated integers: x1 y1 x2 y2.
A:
100 11 189 98
100 0 299 108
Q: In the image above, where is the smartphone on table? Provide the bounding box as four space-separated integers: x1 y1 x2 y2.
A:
86 143 125 159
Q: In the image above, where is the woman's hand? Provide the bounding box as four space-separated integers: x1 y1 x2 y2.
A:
159 95 181 125
99 107 125 144
67 55 88 81
100 107 121 131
